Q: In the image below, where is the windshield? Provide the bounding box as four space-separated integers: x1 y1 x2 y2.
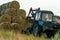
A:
35 12 41 20
42 13 53 22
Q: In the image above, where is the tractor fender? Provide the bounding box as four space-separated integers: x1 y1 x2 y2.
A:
42 26 54 32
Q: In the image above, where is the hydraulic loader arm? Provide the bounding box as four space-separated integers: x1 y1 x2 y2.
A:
26 8 40 23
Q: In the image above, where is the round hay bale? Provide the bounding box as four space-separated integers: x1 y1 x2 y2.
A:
0 6 2 16
0 5 3 10
0 6 1 16
22 20 32 30
0 3 9 10
20 18 33 31
9 1 20 9
11 23 20 31
1 4 6 9
0 1 20 10
0 4 7 16
0 9 5 16
0 14 11 23
16 9 26 19
16 19 31 31
20 20 28 31
0 22 11 30
12 15 23 23
0 6 2 11
4 3 10 9
4 8 16 16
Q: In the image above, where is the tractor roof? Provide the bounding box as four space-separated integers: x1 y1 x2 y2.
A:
40 10 54 14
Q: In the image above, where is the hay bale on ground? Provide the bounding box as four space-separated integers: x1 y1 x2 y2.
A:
0 14 11 23
11 23 21 31
11 20 29 32
12 15 23 23
22 19 32 31
16 9 26 19
4 8 16 16
0 22 11 30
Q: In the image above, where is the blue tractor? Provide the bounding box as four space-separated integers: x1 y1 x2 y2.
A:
24 8 57 38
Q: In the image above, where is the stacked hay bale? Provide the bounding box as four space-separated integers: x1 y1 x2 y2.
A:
0 14 11 23
16 9 26 19
12 15 23 23
4 8 16 16
11 23 20 31
0 1 20 16
0 1 29 32
0 22 11 30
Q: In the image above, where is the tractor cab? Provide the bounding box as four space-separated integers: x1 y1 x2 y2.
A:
27 8 54 23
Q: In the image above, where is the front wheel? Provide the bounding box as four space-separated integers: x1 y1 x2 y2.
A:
33 27 38 36
25 27 32 35
33 24 42 36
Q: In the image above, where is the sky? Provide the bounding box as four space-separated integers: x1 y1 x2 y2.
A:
0 0 60 16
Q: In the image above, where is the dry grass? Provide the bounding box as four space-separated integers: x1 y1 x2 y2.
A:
0 30 45 40
0 30 59 40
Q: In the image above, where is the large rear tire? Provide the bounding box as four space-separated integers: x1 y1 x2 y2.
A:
45 30 56 38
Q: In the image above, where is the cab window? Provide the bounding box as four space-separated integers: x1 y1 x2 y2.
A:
35 12 41 20
42 13 53 22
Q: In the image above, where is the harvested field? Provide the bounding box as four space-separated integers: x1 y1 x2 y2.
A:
0 30 59 40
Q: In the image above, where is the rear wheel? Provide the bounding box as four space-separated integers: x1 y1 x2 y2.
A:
45 30 56 38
